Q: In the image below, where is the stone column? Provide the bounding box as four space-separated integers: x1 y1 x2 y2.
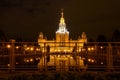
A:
9 39 15 72
107 43 113 72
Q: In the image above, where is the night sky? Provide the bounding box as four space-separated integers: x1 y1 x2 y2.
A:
0 0 120 41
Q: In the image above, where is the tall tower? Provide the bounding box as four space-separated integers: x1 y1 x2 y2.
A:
56 9 69 43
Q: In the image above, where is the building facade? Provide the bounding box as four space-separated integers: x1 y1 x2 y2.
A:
38 10 87 52
38 10 87 71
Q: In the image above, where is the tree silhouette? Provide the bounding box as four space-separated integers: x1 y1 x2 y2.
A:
111 29 120 55
16 37 23 42
111 29 120 42
96 35 108 54
0 29 6 42
96 35 107 42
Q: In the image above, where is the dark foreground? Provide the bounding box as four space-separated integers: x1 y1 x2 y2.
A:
0 71 120 80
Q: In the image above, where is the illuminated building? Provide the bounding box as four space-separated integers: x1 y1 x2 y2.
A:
38 10 87 52
38 10 87 71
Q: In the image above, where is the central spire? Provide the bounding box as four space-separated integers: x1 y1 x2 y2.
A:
61 9 64 18
60 9 65 26
56 9 69 33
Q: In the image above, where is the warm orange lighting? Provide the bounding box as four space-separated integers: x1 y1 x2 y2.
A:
101 62 103 64
88 47 94 51
7 45 11 48
88 59 91 62
36 48 40 51
64 49 67 52
68 50 70 52
58 49 60 52
88 58 94 62
16 46 19 49
100 46 103 49
7 64 10 67
70 56 73 59
58 55 60 57
36 58 39 60
24 58 30 62
30 58 33 62
91 47 94 50
91 59 94 63
88 48 91 51
54 50 57 52
26 59 29 62
16 62 19 64
30 47 34 51
26 47 29 50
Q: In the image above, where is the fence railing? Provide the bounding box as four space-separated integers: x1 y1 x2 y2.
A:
0 41 120 72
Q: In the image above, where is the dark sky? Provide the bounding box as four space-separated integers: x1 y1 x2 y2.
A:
0 0 120 41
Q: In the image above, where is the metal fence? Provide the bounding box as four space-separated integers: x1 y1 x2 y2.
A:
0 40 120 72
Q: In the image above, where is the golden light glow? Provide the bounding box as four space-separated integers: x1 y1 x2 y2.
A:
58 49 60 52
7 64 10 67
100 46 103 49
38 10 87 53
26 59 29 62
91 59 94 63
24 58 29 62
91 47 94 50
30 47 34 51
54 50 57 52
54 49 71 52
36 48 40 51
88 59 91 62
7 44 11 48
88 48 91 51
64 49 67 52
37 10 88 71
101 62 103 64
16 46 19 49
88 47 94 51
78 49 81 52
24 58 34 62
30 58 33 62
26 47 29 50
60 9 65 25
70 56 73 59
67 50 70 52
16 62 19 64
36 58 40 60
88 58 94 63
58 55 60 57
